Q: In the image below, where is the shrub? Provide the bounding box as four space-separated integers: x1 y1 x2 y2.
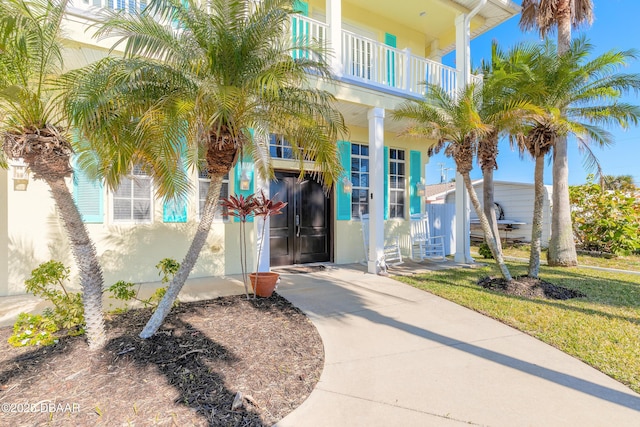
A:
107 258 180 309
9 261 85 347
478 242 494 259
570 175 640 255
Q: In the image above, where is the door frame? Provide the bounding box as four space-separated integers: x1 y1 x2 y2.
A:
269 170 334 266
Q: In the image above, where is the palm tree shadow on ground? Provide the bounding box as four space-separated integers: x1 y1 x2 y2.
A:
0 295 323 426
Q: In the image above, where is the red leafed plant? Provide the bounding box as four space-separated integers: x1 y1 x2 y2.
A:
220 194 257 298
221 190 287 298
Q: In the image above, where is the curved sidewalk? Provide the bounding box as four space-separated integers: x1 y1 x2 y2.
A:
275 265 640 427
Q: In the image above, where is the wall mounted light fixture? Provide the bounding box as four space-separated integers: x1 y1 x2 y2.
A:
342 176 353 194
416 181 426 198
239 170 251 191
11 159 30 191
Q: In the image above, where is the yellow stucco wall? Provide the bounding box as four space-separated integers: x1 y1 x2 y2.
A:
2 176 234 296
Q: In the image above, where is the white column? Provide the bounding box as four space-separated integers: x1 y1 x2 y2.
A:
327 0 342 76
255 175 271 272
453 13 473 263
367 107 385 274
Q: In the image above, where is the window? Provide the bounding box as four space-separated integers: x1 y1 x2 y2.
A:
269 134 294 159
113 165 152 222
389 148 405 218
351 143 369 218
198 167 229 221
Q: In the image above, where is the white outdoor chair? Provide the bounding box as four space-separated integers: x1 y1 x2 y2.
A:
410 213 446 262
360 214 403 268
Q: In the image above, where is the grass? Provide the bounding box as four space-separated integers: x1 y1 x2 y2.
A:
395 257 640 394
473 243 640 271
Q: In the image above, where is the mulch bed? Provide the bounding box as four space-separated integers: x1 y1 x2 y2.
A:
0 294 324 426
478 275 586 300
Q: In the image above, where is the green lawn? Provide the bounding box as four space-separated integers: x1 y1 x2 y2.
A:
473 243 640 271
395 259 640 394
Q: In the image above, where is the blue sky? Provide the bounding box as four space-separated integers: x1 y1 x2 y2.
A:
427 0 640 186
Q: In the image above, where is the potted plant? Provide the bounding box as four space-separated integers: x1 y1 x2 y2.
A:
221 190 287 298
250 189 287 298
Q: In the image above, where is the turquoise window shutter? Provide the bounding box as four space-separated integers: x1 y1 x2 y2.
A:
384 33 397 88
163 138 188 223
336 140 352 221
234 156 255 223
409 150 422 215
163 198 187 223
294 0 308 15
384 147 389 220
73 163 104 224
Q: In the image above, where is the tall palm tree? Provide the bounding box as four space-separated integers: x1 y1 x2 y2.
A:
63 0 347 338
519 0 594 266
393 84 512 281
512 37 640 277
477 41 541 253
0 0 106 349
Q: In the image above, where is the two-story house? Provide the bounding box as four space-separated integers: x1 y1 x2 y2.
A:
0 0 519 295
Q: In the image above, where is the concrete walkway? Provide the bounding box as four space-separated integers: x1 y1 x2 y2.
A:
275 264 640 427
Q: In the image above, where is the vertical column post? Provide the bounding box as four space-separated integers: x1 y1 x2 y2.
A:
367 107 385 274
254 167 271 272
453 13 473 264
327 0 343 76
403 47 411 92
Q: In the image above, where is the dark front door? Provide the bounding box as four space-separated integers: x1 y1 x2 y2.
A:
270 171 331 266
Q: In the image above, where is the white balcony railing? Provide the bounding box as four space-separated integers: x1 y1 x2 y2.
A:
295 15 469 99
67 6 471 99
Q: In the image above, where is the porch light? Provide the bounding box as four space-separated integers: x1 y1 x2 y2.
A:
239 170 251 191
342 176 353 194
11 159 30 191
416 181 426 198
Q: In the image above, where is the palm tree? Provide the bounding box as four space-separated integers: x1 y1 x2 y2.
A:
477 41 541 253
512 37 640 277
63 0 346 338
393 84 513 281
519 0 594 266
0 0 106 349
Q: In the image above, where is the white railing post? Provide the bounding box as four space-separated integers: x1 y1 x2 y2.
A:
327 0 343 76
403 48 411 92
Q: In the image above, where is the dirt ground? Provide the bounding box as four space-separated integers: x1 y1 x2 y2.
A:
0 294 324 426
478 275 586 300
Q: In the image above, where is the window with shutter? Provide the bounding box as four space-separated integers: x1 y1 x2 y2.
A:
113 165 152 222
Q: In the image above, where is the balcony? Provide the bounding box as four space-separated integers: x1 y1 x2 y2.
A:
67 3 477 99
292 14 476 100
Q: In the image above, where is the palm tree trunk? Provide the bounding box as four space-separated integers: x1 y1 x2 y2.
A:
482 165 503 254
462 173 512 281
139 173 223 339
528 155 545 277
548 139 578 267
548 0 578 267
46 177 106 349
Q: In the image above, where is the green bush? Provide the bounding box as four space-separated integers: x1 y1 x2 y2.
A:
107 258 180 310
570 175 640 255
478 242 494 259
9 261 85 347
8 313 59 347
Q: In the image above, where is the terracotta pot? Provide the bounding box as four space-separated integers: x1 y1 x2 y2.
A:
249 272 279 298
